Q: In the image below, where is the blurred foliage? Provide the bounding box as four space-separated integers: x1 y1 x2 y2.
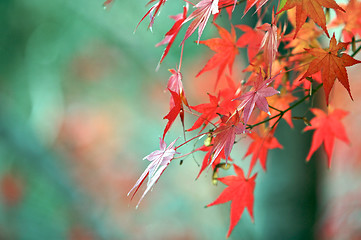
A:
3 0 359 239
0 0 231 239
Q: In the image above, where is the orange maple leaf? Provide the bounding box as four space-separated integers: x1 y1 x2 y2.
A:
277 0 344 38
197 23 238 88
328 0 361 42
302 35 361 105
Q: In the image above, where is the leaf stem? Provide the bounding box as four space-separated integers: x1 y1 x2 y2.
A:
173 146 203 159
175 132 209 150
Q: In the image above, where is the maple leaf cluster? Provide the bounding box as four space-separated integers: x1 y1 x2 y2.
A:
121 0 361 237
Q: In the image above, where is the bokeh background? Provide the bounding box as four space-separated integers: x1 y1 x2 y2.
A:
1 0 361 239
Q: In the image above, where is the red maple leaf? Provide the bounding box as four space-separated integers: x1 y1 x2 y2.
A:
236 24 264 62
188 82 239 132
217 0 237 19
136 0 167 30
207 164 256 238
167 68 189 109
188 93 224 132
163 89 182 139
197 144 232 179
277 0 344 38
156 6 188 65
304 108 349 168
243 0 270 16
197 23 239 88
302 35 361 105
161 66 192 139
244 129 282 172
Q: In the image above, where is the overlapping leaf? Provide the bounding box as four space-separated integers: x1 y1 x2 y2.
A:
302 35 361 105
197 24 238 87
304 108 349 167
156 6 188 65
244 129 282 172
277 0 344 37
207 165 256 238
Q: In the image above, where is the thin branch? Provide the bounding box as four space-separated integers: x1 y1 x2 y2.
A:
246 83 323 130
269 105 283 112
351 44 361 57
175 132 209 150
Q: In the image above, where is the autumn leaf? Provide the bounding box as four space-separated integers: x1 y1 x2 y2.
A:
188 93 224 132
328 0 361 42
207 164 256 238
259 22 279 73
136 0 167 30
128 138 179 208
208 113 246 166
243 0 270 16
167 69 189 107
277 0 344 38
156 6 188 65
196 144 232 179
256 92 297 128
236 24 264 62
234 72 280 125
188 84 239 132
217 0 237 19
197 23 238 88
163 88 182 139
283 9 323 56
181 0 219 44
304 108 349 168
244 129 282 172
302 35 361 105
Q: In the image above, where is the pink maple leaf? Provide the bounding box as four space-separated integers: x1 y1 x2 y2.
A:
209 113 247 166
165 69 189 137
167 69 189 108
136 0 167 31
128 138 179 208
259 22 279 73
181 0 219 45
234 72 279 125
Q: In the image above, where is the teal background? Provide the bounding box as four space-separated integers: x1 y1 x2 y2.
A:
1 0 360 239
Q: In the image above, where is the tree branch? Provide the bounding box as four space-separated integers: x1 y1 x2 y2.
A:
246 83 323 130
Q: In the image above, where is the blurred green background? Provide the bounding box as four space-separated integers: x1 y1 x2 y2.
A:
1 0 360 240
